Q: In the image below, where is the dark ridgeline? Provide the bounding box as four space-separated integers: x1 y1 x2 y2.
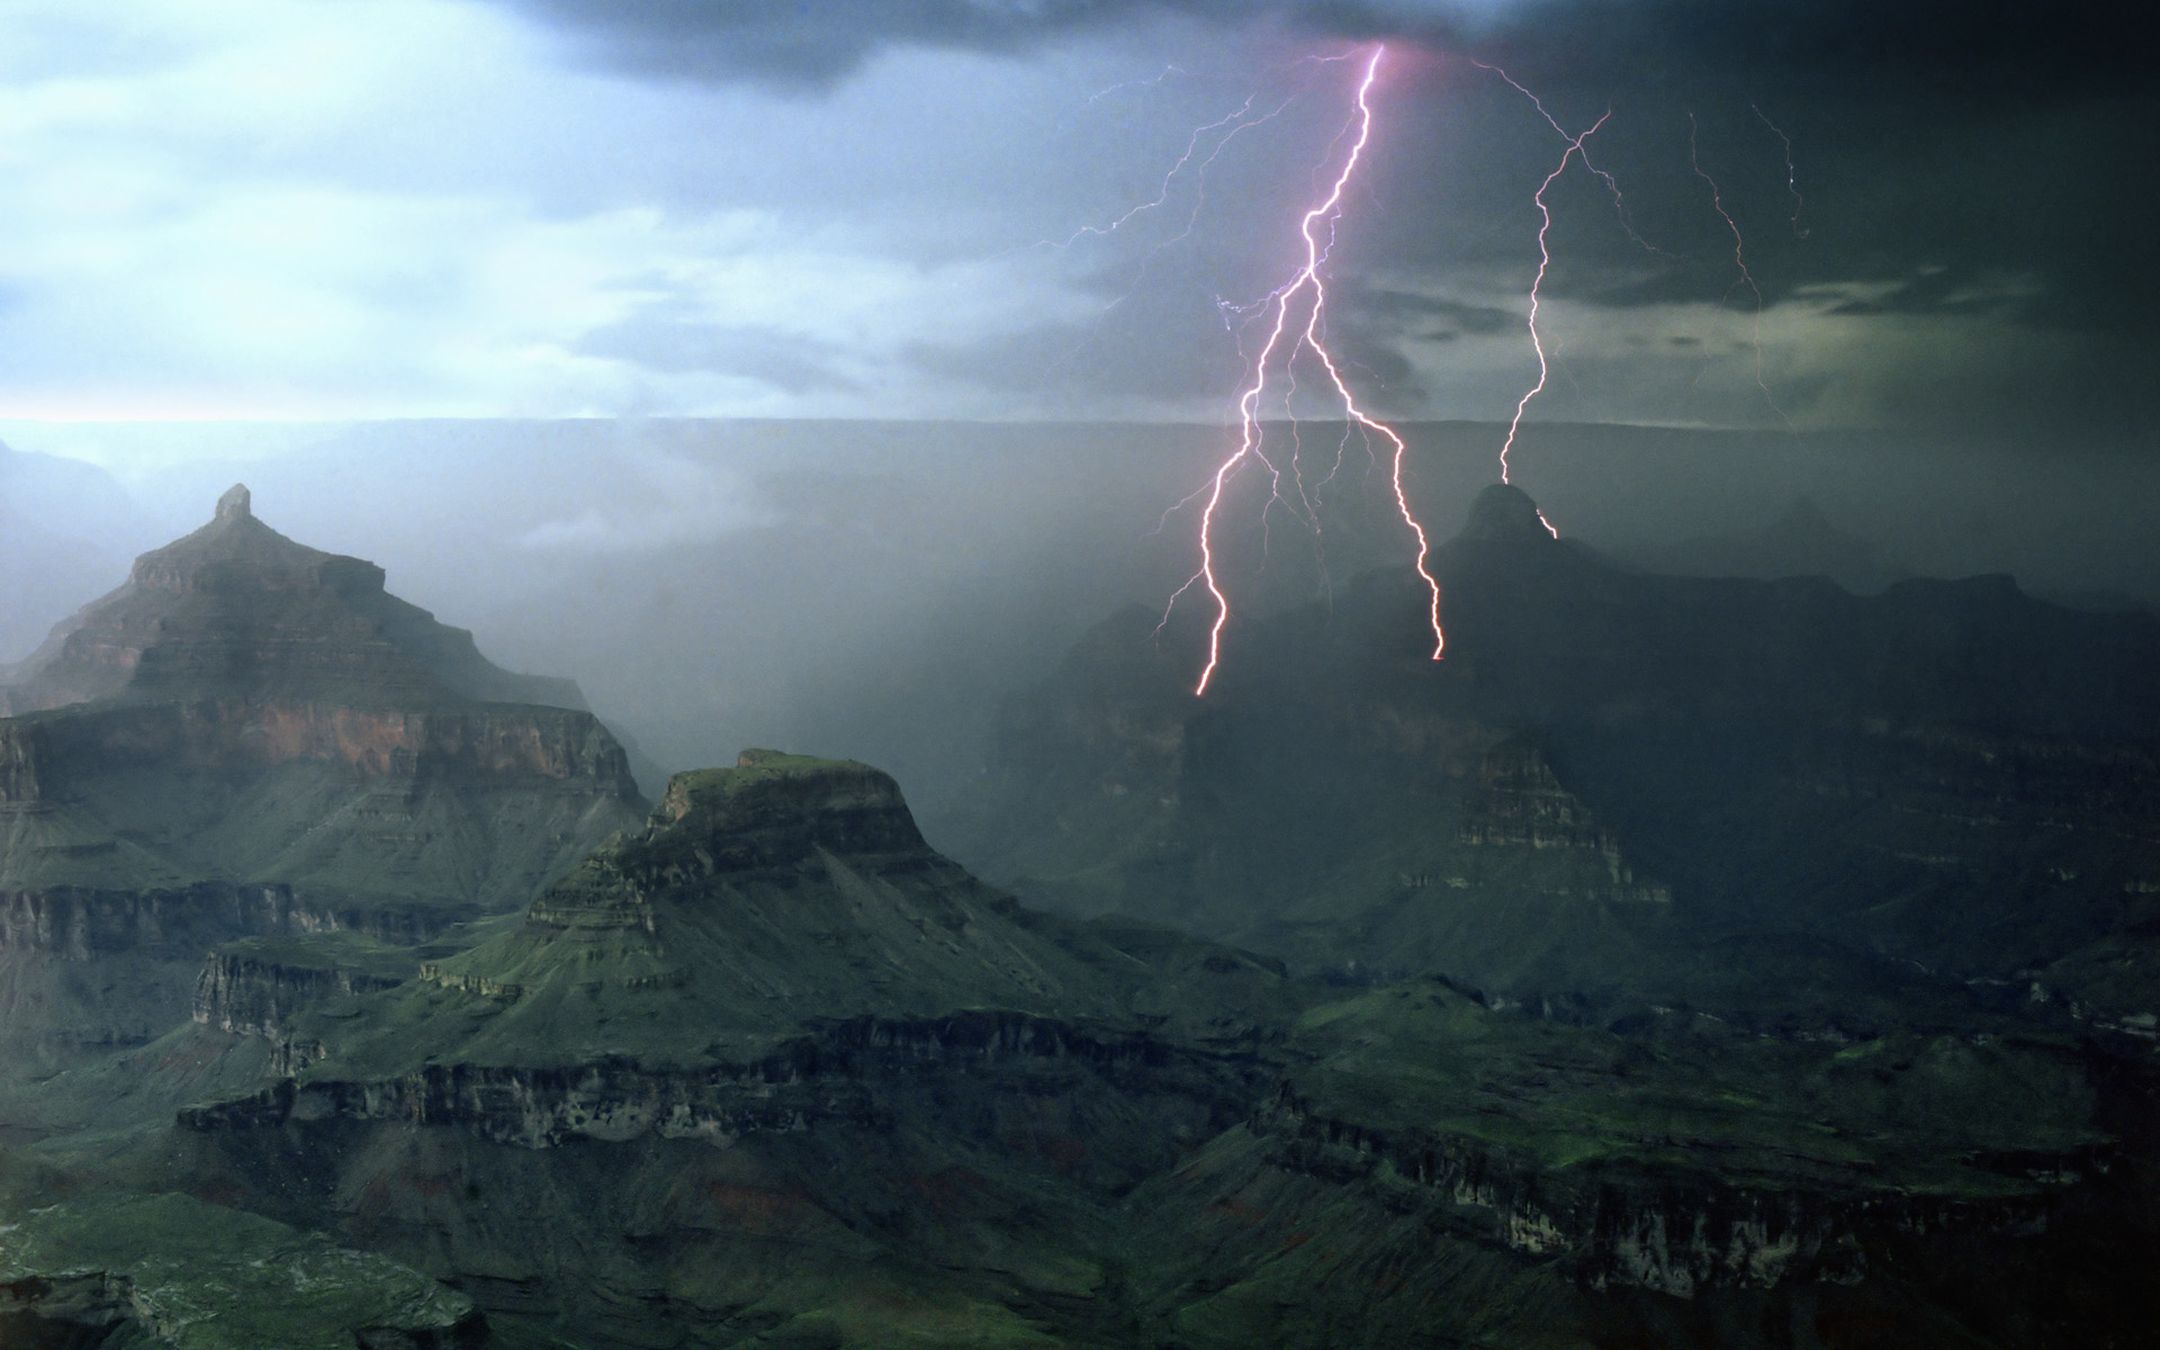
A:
965 481 2160 1027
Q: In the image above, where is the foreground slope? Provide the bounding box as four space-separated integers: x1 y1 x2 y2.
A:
197 749 1291 1130
159 752 2153 1348
172 752 1293 1344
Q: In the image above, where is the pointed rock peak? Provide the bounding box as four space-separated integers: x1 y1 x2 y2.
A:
2 478 598 715
1458 482 1556 545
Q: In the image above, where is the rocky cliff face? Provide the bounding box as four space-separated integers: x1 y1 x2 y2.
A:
1255 1089 2058 1296
0 698 632 811
193 947 409 1039
0 883 451 1055
0 698 640 907
1455 736 1671 904
187 1009 1231 1148
0 882 451 960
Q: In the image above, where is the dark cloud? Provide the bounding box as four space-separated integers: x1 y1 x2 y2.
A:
491 0 2154 431
1808 269 2038 322
575 313 861 394
501 0 2142 100
1336 282 1514 336
907 305 1427 415
503 0 1203 89
906 308 1242 406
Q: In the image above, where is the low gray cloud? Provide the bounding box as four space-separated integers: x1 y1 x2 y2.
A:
575 313 862 394
1335 282 1515 336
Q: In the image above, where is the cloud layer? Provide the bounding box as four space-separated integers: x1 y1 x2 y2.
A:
0 0 2149 436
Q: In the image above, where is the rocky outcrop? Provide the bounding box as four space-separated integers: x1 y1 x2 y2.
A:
659 749 928 856
0 883 462 960
188 1010 1239 1148
1 1269 143 1346
0 698 635 811
0 884 451 1052
193 948 409 1038
1458 737 1671 903
1258 1089 2072 1296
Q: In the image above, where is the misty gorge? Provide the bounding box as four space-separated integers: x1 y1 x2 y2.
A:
3 4 2158 1350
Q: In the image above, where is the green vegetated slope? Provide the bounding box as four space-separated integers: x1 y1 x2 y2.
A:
0 1192 482 1349
278 751 1298 1081
1286 977 2101 1196
139 755 2147 1348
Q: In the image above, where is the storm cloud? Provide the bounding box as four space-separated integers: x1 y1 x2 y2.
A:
0 0 2149 436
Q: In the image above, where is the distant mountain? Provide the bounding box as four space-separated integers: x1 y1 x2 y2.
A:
1611 494 1910 593
0 441 139 666
955 482 2160 1035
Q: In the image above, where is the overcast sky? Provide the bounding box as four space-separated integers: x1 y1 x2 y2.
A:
3 0 2150 440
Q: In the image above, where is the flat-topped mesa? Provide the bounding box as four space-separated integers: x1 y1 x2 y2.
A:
1 485 585 712
526 751 931 931
656 750 928 861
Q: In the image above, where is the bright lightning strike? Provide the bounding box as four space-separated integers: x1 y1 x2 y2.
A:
1495 109 1610 493
1480 62 1637 539
1162 44 1442 696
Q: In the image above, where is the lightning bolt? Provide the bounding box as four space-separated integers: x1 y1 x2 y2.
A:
1751 103 1808 239
1689 113 1789 426
1480 63 1636 539
1046 92 1281 249
1080 63 1187 110
1496 110 1610 496
1162 44 1441 696
1478 63 1666 257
